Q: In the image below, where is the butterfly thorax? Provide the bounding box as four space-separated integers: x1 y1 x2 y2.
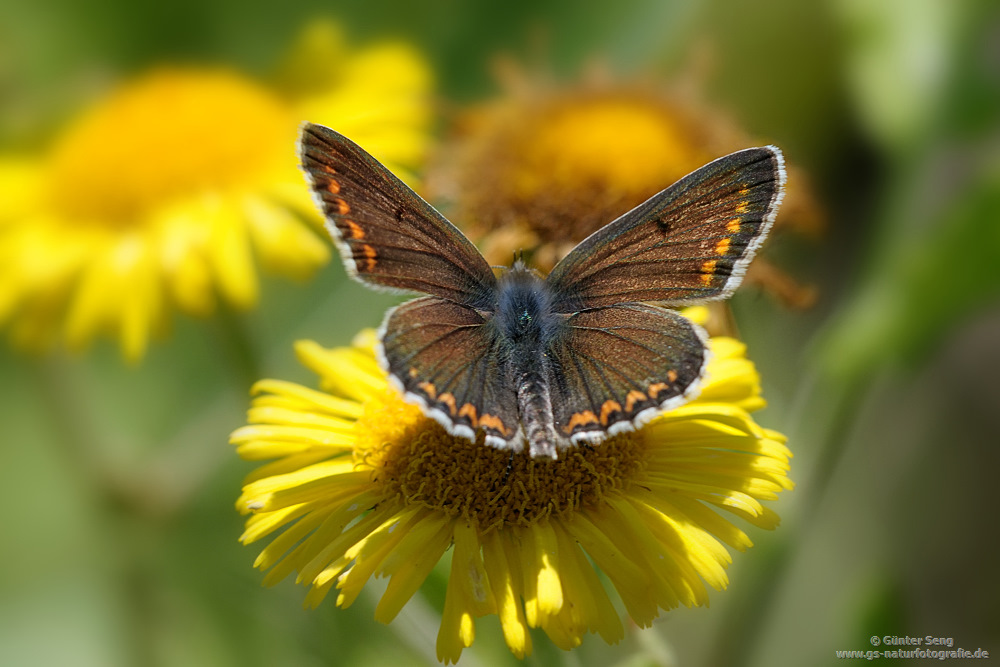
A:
495 262 565 459
495 262 560 342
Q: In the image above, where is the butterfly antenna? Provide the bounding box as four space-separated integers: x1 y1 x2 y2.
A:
489 250 524 273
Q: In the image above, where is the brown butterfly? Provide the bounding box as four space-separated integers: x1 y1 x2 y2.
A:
300 123 785 459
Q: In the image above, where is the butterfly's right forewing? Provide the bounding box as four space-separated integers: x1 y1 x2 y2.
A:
299 123 497 307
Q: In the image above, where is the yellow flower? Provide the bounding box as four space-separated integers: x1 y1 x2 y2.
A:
0 21 432 361
231 308 792 663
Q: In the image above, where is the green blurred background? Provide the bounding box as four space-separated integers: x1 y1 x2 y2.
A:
2 0 998 665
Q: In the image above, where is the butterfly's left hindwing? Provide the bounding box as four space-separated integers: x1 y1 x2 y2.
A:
546 304 708 443
546 146 785 311
380 297 522 450
299 123 497 307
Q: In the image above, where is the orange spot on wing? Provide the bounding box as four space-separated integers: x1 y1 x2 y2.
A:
624 391 647 412
458 403 479 426
437 392 457 415
649 381 671 398
738 186 750 196
564 410 598 434
343 220 365 240
408 368 418 378
735 201 749 214
727 218 742 233
333 198 350 215
700 260 717 285
326 178 341 194
360 244 377 271
417 381 437 399
715 238 732 256
599 400 622 425
479 413 508 435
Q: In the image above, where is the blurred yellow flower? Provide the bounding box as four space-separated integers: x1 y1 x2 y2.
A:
231 309 792 663
0 21 432 361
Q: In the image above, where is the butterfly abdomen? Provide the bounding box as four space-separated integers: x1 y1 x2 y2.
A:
511 359 560 459
495 263 565 459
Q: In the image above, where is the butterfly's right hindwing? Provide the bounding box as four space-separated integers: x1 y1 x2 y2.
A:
300 123 497 306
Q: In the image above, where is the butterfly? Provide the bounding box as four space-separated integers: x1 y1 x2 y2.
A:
299 122 785 459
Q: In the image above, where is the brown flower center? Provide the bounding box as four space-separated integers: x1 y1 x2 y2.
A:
357 390 647 533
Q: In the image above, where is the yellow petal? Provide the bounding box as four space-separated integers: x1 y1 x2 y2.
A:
482 531 531 658
374 513 453 622
206 194 258 308
250 379 364 419
563 513 658 626
437 520 495 663
330 507 429 608
63 232 161 361
552 523 624 643
295 340 386 401
243 194 329 279
524 521 563 621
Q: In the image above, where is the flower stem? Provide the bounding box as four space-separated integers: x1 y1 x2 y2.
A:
210 302 261 393
34 356 158 667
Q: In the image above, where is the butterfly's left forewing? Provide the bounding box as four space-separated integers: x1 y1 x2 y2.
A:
546 146 785 311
